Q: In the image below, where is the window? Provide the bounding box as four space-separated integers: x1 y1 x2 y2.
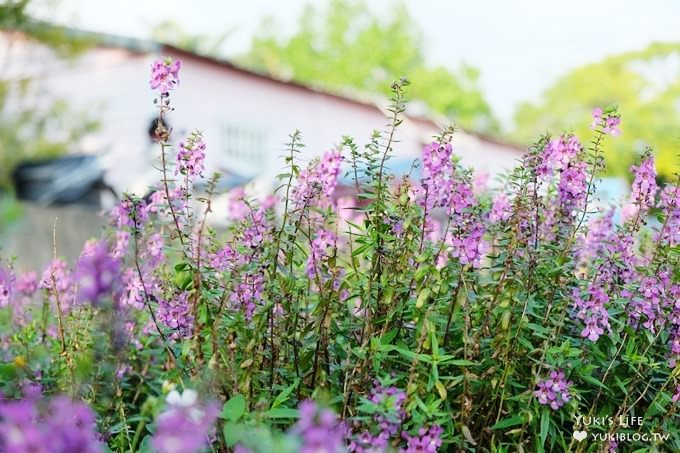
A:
220 124 267 176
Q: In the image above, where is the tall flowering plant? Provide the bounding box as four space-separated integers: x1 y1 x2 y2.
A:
0 58 677 453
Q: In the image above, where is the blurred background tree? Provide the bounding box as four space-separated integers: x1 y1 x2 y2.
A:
241 0 499 134
0 0 98 193
151 19 232 58
513 42 680 181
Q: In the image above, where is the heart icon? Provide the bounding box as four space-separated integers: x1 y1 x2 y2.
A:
573 430 588 442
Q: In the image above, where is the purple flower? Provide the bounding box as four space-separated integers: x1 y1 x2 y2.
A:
573 284 610 342
604 116 621 136
150 57 181 94
590 107 621 136
0 395 102 453
144 233 165 267
292 150 343 208
291 400 345 453
419 141 475 215
307 229 336 279
672 385 680 403
39 259 75 314
112 231 130 259
147 187 189 226
119 268 147 311
557 160 588 215
231 272 265 320
158 293 194 340
578 208 614 265
210 244 239 271
349 381 408 451
0 264 15 308
226 187 249 221
176 131 206 180
111 195 149 230
590 107 603 130
628 276 667 332
152 389 218 453
400 425 443 453
15 272 36 295
489 193 512 223
444 223 489 268
656 185 680 247
629 153 658 214
75 240 121 306
537 134 581 180
534 370 573 410
45 396 102 452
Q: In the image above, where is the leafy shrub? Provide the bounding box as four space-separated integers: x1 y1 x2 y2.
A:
0 58 678 452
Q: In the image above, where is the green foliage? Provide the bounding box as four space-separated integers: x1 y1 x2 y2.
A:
150 19 232 58
513 42 680 180
242 0 499 133
2 60 680 451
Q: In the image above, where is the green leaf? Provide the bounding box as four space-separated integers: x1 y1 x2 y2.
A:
265 408 299 419
490 414 524 430
448 359 477 366
222 422 245 447
272 378 300 409
221 394 246 422
540 407 550 447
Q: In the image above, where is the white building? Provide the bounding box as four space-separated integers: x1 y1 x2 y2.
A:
1 27 524 201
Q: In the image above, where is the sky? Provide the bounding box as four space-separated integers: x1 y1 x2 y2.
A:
29 0 680 128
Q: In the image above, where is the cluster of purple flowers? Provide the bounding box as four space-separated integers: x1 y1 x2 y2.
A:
110 195 150 231
627 275 670 332
349 382 407 452
231 273 266 320
152 389 218 453
226 187 249 221
150 57 181 94
418 142 488 268
590 107 621 136
537 134 581 180
0 263 15 308
401 425 443 453
443 223 489 268
489 193 512 224
673 385 680 403
0 394 102 452
15 272 37 295
290 400 346 453
534 370 573 410
578 208 615 266
209 202 273 319
176 131 206 180
292 149 343 208
421 142 476 216
628 153 658 214
75 240 121 307
572 284 611 342
656 185 680 247
557 160 588 215
306 229 336 279
157 293 194 340
39 258 75 314
421 141 456 208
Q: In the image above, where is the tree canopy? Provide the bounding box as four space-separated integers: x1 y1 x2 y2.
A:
241 0 499 133
0 0 96 192
513 42 680 181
